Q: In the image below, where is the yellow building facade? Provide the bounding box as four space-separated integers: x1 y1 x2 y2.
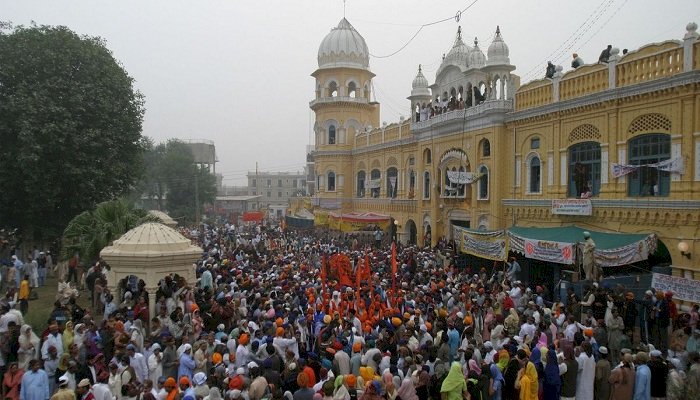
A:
308 19 700 277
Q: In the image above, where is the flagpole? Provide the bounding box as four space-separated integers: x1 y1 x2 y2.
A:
391 241 397 308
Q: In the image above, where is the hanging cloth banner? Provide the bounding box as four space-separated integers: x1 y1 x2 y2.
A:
454 227 508 261
611 163 639 178
365 179 381 189
447 171 481 184
650 157 684 174
611 157 684 178
523 239 575 264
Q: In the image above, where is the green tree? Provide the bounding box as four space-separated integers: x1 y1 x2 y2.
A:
137 140 216 225
0 24 145 241
61 198 161 263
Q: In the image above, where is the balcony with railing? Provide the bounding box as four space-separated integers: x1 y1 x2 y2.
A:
352 197 418 214
309 96 372 109
410 99 514 133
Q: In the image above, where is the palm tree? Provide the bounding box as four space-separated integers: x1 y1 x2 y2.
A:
61 199 162 263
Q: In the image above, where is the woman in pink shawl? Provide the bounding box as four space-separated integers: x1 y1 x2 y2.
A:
396 378 418 400
536 331 548 350
481 300 495 342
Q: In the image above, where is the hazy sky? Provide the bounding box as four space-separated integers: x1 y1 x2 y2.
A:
4 0 698 185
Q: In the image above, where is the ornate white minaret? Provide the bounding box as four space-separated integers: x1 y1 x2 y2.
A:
407 65 432 122
484 26 517 100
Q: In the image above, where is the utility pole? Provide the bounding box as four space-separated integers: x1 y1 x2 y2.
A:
194 164 200 226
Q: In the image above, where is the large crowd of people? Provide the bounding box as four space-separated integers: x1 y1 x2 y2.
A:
0 222 696 400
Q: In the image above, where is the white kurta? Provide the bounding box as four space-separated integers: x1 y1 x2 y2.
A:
575 353 596 400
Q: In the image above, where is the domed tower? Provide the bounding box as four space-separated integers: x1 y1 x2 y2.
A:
311 18 380 202
407 65 432 122
483 26 517 100
468 37 486 69
432 26 472 105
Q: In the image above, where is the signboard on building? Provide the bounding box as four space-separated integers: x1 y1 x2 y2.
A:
552 199 592 216
651 273 700 303
523 239 574 264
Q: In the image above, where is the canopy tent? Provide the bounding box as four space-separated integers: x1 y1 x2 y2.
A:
285 214 314 229
453 225 657 267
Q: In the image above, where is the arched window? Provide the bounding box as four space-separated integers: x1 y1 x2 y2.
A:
370 169 381 198
348 81 357 98
327 171 336 192
356 171 365 198
408 170 416 198
424 149 432 164
481 139 491 157
328 81 338 97
527 154 541 194
328 126 336 145
628 133 671 197
568 142 601 198
386 167 398 198
478 165 489 199
423 171 430 200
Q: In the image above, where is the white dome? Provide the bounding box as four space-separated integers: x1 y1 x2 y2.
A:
318 18 370 70
468 37 486 68
487 26 510 65
436 27 472 77
411 65 431 97
412 65 429 89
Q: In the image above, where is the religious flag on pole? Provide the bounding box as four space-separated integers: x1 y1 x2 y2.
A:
320 253 327 296
391 241 397 306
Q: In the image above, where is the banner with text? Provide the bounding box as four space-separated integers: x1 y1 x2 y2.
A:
455 228 508 261
651 273 700 303
523 239 575 264
552 199 593 216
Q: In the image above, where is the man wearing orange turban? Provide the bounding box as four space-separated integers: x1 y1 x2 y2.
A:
164 378 178 400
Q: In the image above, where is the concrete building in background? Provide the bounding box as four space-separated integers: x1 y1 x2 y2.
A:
247 171 306 219
182 139 218 172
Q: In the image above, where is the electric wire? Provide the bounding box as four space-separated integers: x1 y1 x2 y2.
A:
368 0 481 59
577 0 630 50
520 0 616 81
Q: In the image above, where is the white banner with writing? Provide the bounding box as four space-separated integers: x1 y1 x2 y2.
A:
611 157 684 178
523 239 575 264
552 199 592 216
447 171 481 185
651 273 700 303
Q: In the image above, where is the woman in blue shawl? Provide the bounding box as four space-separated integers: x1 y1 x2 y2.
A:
489 363 504 400
542 346 561 400
529 347 545 399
